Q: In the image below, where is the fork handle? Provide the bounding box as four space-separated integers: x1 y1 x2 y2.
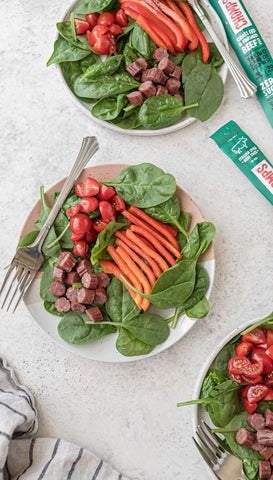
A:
33 136 99 250
191 2 257 99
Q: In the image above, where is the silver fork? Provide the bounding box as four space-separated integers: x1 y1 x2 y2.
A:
0 136 99 313
187 0 257 98
193 421 247 480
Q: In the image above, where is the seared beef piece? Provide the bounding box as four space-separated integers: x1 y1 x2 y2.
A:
58 252 67 263
71 301 86 313
144 68 164 84
127 91 144 106
136 58 150 70
156 85 168 96
270 455 273 465
251 441 264 452
170 65 182 80
96 272 110 288
269 473 273 480
94 287 107 304
77 287 95 304
55 297 70 313
174 94 184 105
66 287 79 302
82 272 98 290
59 252 77 272
265 409 273 429
86 306 103 323
141 70 150 82
158 57 175 75
257 430 273 446
153 47 169 63
50 281 66 297
76 259 92 277
160 73 168 85
166 78 181 95
66 271 81 286
259 460 271 478
248 413 266 431
53 265 65 283
139 81 156 98
261 447 273 460
126 59 149 80
236 428 255 447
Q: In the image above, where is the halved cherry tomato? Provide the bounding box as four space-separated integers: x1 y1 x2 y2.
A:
236 341 254 357
74 182 83 197
241 361 263 378
87 24 109 46
242 374 263 384
265 371 273 387
99 201 116 221
97 11 115 26
246 384 269 404
266 345 273 361
85 12 99 28
110 194 125 211
80 197 99 213
70 214 92 234
74 18 90 34
243 397 257 414
66 204 80 217
93 218 109 232
86 229 98 244
93 34 112 55
82 177 100 197
242 327 267 345
71 232 86 242
115 9 128 27
264 388 273 401
228 356 251 375
108 213 117 223
252 347 273 374
98 184 116 200
73 240 89 257
242 385 251 397
267 330 273 347
109 23 123 36
228 373 243 384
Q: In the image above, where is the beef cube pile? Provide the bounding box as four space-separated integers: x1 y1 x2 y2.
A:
50 251 110 322
126 47 184 106
236 410 273 478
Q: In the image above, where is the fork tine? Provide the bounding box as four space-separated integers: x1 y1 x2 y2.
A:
199 423 224 457
196 429 218 464
1 266 24 309
203 422 226 453
12 271 35 313
0 263 15 296
6 268 28 312
192 436 214 469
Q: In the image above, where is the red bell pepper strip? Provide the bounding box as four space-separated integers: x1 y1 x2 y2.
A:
130 225 177 266
99 259 137 301
126 229 169 272
115 237 157 286
176 1 210 62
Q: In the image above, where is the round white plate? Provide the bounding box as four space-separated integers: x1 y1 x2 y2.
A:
55 0 229 136
21 163 215 362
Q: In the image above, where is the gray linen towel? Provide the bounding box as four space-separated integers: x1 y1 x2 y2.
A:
0 357 128 480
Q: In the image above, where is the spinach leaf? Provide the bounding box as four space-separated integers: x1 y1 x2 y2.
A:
61 55 98 97
34 187 61 259
52 189 79 213
106 277 140 323
111 109 141 129
201 369 228 400
257 400 273 415
169 52 186 66
58 311 116 344
123 44 140 68
103 163 176 208
81 55 124 80
47 36 91 66
242 459 260 480
57 21 92 51
116 328 154 357
186 295 210 319
152 260 196 294
182 264 209 310
219 412 262 460
138 95 198 130
44 300 63 317
53 211 74 250
207 42 224 68
74 72 140 99
131 23 150 58
144 196 190 238
181 51 201 83
75 0 113 14
92 94 128 121
182 222 216 260
91 221 127 264
40 259 59 303
212 343 237 377
17 231 39 249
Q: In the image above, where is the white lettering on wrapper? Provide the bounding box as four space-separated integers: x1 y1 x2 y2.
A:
251 160 273 193
217 0 252 34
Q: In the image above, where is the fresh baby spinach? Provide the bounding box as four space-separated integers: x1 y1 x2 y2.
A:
75 0 113 14
74 72 141 100
106 277 140 323
40 259 59 303
182 222 216 260
60 55 98 97
111 108 141 129
130 23 151 58
44 300 63 317
138 95 198 130
144 196 190 238
116 328 154 357
17 231 39 249
57 21 92 51
123 44 140 68
58 311 116 344
91 221 128 264
181 264 209 311
185 295 210 319
81 55 124 80
92 94 128 121
47 36 91 66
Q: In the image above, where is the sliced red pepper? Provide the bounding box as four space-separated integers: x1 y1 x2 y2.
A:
99 259 137 302
124 10 169 52
130 224 177 266
176 1 210 61
115 237 157 287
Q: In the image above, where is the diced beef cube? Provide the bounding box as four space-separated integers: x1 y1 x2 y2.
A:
248 413 266 431
251 441 264 452
66 271 81 286
71 301 86 313
153 47 169 63
156 85 168 96
236 428 255 447
94 287 107 304
139 81 156 98
265 409 273 429
160 72 168 85
144 68 164 84
77 288 95 305
50 281 66 297
86 306 103 323
270 455 273 465
126 59 148 80
158 57 175 75
136 58 150 70
127 91 144 106
82 272 98 290
174 94 184 105
259 460 271 478
59 252 77 272
261 447 273 460
269 473 273 480
257 430 273 446
53 265 65 283
76 259 92 277
96 272 110 288
55 297 70 313
66 287 79 302
58 252 67 263
170 65 182 80
166 78 181 95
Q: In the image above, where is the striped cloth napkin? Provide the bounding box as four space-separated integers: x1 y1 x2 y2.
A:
0 356 128 480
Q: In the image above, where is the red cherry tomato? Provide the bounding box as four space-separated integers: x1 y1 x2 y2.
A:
246 384 269 404
85 12 99 28
109 23 123 36
228 356 251 375
82 177 100 197
266 345 273 361
108 34 117 53
108 212 117 223
74 182 83 197
93 218 109 232
97 11 115 26
264 388 273 401
66 204 80 217
243 397 257 414
74 18 90 34
110 194 125 212
80 197 99 213
228 373 243 384
241 361 263 378
242 374 263 384
86 229 98 244
242 327 267 345
252 347 273 374
70 214 92 234
73 240 89 257
93 33 116 54
87 25 109 45
98 184 116 200
71 232 86 242
236 342 254 357
115 9 128 27
267 330 273 347
265 371 273 387
99 201 116 220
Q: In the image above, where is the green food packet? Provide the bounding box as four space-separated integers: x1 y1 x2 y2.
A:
211 120 273 206
209 0 273 128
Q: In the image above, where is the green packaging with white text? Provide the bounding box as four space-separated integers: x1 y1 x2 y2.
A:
209 0 273 128
210 121 273 206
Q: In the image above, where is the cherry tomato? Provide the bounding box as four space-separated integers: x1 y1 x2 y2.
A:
74 18 90 34
99 200 116 220
267 330 273 347
228 373 243 384
82 177 100 197
110 194 125 212
71 232 86 242
74 182 83 197
242 327 267 345
243 397 257 414
85 12 99 28
73 240 89 257
236 341 254 357
242 385 251 398
252 347 273 374
241 361 263 378
93 33 116 55
115 9 128 27
98 184 116 200
97 11 115 26
108 34 117 53
228 356 251 375
70 214 92 234
108 212 117 223
87 25 109 46
80 197 99 213
265 371 273 387
93 218 109 232
264 388 273 401
242 374 263 384
66 204 80 217
86 229 98 244
246 384 269 404
109 23 123 36
266 345 273 361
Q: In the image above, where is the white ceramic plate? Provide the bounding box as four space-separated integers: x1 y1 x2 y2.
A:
21 163 215 362
55 0 229 136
